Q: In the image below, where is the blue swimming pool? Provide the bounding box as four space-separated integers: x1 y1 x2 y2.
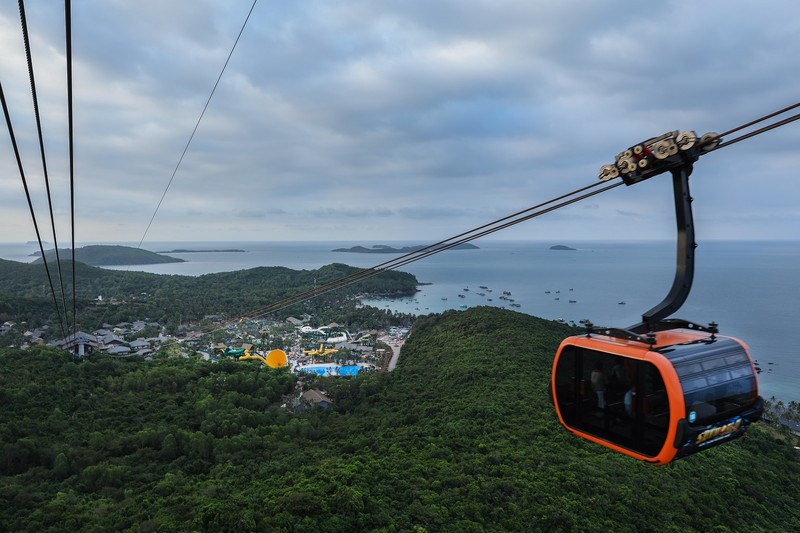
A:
296 363 371 376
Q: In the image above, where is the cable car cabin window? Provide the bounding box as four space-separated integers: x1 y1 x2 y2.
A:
659 338 758 426
554 346 670 458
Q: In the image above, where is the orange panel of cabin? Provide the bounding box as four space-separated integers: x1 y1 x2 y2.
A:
551 329 762 465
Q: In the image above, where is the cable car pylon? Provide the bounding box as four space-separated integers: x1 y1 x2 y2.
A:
551 130 764 465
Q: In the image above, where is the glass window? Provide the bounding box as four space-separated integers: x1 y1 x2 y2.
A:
701 357 728 370
681 376 707 393
675 346 758 425
729 366 752 380
725 353 748 365
706 370 731 385
553 346 578 426
675 362 702 377
554 345 670 457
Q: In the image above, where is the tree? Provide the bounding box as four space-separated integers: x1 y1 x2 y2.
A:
161 434 178 461
52 452 71 479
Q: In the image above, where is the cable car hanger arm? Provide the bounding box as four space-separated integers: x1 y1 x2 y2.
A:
629 165 697 334
594 130 722 337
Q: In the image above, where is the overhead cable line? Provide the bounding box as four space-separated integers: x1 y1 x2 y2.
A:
257 180 610 307
716 102 800 140
18 0 71 331
698 103 800 153
199 101 800 337
712 110 800 152
194 180 621 336
65 0 77 337
89 0 259 335
136 0 258 250
293 182 622 304
0 82 68 339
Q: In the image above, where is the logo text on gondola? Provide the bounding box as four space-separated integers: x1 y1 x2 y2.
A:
695 417 743 446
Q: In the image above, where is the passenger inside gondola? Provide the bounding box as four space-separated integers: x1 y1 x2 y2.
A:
553 346 671 457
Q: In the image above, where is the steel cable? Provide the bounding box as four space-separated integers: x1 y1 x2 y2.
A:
201 102 800 339
193 180 622 335
0 82 68 339
712 111 800 152
18 0 71 332
89 0 259 333
136 0 259 250
65 0 77 338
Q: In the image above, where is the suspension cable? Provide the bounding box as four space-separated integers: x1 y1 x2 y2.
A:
698 103 800 152
5 5 797 351
87 1 260 335
712 111 800 152
18 0 70 330
65 0 77 337
0 82 68 339
136 0 258 250
266 180 610 306
198 102 800 340
717 102 800 139
193 180 622 336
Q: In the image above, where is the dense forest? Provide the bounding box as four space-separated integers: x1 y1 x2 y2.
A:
1 307 797 531
0 259 418 338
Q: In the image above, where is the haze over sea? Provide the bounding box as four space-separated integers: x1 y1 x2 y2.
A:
2 240 797 403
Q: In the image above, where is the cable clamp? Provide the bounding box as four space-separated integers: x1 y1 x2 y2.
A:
598 130 720 185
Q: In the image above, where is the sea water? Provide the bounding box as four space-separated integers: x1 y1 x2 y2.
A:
1 240 797 403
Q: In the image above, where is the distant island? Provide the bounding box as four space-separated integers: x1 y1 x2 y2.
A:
156 249 245 253
32 245 185 266
333 243 479 253
549 245 576 251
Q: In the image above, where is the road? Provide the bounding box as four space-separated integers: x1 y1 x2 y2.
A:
382 338 405 371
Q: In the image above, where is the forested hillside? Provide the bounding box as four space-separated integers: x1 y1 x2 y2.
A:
32 245 185 265
1 307 798 531
0 259 417 334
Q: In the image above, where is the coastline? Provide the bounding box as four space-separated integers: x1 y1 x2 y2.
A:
0 240 797 403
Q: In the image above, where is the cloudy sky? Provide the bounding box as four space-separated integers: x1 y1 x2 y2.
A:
1 1 799 246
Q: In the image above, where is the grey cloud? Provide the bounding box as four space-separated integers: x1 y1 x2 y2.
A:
0 1 798 243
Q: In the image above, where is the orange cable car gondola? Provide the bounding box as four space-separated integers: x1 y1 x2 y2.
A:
551 131 763 465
